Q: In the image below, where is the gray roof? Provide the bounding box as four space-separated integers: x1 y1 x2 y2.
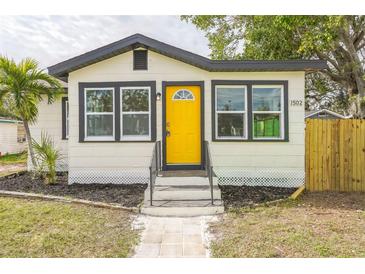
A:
48 33 327 79
305 109 348 119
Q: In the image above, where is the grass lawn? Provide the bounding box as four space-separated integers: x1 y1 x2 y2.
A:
0 152 27 165
0 152 27 177
210 192 365 258
0 197 140 257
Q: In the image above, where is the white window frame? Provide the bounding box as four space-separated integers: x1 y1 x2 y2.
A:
252 85 284 140
120 86 151 141
65 99 69 139
215 85 248 140
84 87 115 141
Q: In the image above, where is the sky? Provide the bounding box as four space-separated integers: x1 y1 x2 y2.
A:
0 15 210 70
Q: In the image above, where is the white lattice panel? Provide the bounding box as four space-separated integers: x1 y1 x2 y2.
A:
68 168 149 184
214 167 304 187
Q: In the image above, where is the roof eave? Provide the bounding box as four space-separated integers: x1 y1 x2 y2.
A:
47 34 327 79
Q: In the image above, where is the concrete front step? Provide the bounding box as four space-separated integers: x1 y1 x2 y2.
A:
141 176 224 217
141 202 224 217
155 176 218 186
145 186 221 201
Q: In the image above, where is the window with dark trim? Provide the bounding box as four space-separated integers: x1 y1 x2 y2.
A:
212 80 289 142
120 87 151 140
252 85 284 140
215 85 247 140
61 97 69 140
133 50 148 70
85 88 115 141
78 81 156 142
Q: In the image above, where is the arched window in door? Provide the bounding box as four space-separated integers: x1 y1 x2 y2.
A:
172 89 195 100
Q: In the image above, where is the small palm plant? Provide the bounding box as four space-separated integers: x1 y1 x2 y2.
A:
32 132 62 184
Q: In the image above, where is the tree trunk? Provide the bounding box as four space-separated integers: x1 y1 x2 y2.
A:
23 120 37 169
340 20 365 117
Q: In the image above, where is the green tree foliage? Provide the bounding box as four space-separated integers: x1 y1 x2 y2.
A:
0 56 63 167
182 16 365 116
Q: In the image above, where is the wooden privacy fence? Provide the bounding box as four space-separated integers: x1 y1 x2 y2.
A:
305 119 365 192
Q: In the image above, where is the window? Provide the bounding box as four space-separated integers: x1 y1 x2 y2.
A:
172 89 194 100
133 50 148 70
62 97 69 140
84 88 114 140
215 85 247 139
252 85 284 139
212 81 287 142
121 87 151 140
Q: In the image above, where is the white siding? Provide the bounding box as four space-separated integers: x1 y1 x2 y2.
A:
0 122 26 155
29 97 68 171
35 50 306 185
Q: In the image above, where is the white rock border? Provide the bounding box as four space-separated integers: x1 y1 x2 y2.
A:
0 190 140 213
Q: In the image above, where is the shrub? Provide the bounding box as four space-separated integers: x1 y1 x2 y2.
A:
32 132 62 184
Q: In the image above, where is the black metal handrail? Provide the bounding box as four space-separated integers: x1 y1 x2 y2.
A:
149 141 161 206
204 141 214 205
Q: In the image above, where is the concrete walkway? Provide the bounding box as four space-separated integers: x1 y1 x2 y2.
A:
133 216 214 258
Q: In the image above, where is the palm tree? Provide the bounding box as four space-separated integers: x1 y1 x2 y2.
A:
0 56 63 168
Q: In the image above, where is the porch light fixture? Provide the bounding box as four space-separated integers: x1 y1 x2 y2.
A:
156 92 162 101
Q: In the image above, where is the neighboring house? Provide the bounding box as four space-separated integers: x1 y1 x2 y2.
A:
0 119 26 156
30 34 326 191
305 109 349 119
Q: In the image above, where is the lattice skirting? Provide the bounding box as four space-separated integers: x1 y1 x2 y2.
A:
214 167 305 188
68 168 149 184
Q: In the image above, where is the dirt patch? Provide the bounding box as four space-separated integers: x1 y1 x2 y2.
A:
210 192 365 258
0 163 26 176
219 185 296 209
0 172 147 207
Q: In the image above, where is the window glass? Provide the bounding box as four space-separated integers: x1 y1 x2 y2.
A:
86 89 113 112
122 88 149 111
217 87 245 111
86 114 114 136
121 87 151 139
85 88 114 139
217 113 245 138
253 113 280 138
253 87 281 111
173 89 194 100
122 114 149 136
216 86 246 139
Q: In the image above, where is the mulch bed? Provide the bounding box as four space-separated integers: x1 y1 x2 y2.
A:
0 172 147 207
219 185 297 209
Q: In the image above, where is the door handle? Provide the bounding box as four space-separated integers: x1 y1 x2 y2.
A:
166 130 171 137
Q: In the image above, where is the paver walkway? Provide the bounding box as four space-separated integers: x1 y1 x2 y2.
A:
133 216 214 258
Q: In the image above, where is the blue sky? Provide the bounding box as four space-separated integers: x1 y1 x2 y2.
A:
0 16 210 69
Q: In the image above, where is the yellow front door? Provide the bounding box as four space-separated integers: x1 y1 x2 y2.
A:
166 85 201 165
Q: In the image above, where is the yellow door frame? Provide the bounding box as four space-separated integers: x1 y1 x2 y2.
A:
162 81 205 170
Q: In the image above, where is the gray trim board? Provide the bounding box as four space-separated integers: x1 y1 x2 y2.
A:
48 34 327 80
211 80 289 142
61 97 68 140
79 81 156 143
162 81 205 171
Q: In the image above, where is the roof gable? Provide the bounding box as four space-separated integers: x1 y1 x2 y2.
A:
305 109 348 119
48 33 327 80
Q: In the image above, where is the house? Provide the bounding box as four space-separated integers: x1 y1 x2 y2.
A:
0 119 26 156
30 34 326 214
305 109 349 119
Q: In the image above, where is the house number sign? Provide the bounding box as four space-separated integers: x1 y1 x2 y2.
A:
290 100 303 106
